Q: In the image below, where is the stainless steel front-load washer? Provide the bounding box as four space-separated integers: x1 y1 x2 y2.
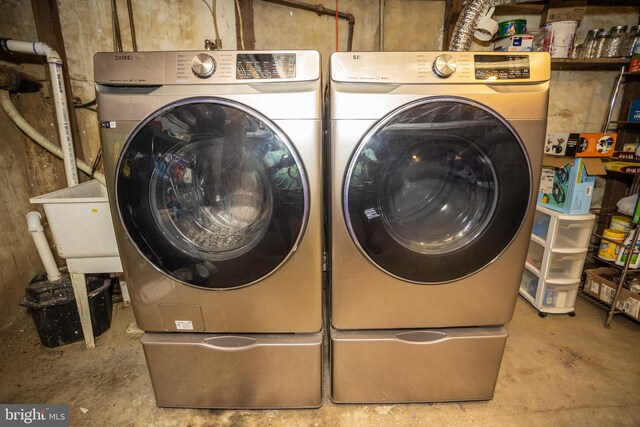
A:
95 50 322 408
328 51 550 403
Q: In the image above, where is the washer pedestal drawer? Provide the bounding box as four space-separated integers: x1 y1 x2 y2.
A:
331 326 508 403
141 332 322 409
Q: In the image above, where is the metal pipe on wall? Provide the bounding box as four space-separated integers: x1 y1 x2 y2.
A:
262 0 355 51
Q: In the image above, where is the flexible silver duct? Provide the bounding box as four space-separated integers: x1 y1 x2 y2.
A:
449 0 527 51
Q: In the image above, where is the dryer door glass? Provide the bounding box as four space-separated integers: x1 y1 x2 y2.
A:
344 98 531 283
116 98 308 289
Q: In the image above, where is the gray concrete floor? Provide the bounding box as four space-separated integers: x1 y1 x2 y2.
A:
1 296 639 426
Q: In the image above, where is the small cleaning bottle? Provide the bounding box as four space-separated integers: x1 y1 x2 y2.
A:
615 229 640 269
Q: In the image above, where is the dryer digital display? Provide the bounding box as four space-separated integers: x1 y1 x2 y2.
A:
236 53 296 79
474 55 530 80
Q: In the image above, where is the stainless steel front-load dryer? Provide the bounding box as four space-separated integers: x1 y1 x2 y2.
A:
95 50 322 408
328 51 550 403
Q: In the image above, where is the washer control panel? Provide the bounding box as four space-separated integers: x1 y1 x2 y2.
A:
93 51 319 85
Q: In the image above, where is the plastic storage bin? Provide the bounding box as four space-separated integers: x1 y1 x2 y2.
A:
21 270 113 348
531 206 593 248
520 205 594 317
526 239 545 271
546 250 589 280
541 283 579 309
520 268 539 299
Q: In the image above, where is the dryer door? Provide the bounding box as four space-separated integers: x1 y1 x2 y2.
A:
343 97 531 283
116 98 308 289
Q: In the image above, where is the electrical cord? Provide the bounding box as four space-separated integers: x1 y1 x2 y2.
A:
201 0 222 49
73 98 97 112
90 148 103 178
235 0 245 50
336 0 339 51
111 0 123 52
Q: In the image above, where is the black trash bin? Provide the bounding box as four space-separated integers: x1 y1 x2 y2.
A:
21 270 113 348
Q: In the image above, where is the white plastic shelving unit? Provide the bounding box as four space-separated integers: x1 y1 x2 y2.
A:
520 205 595 317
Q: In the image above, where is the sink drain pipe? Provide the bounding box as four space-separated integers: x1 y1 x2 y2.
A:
0 38 78 187
0 90 105 185
26 211 62 282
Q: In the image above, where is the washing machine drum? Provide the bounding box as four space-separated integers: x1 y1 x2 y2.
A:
116 98 309 289
343 98 531 284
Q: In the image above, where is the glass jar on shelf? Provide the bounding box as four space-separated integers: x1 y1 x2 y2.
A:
580 28 603 58
571 44 582 59
593 30 612 58
604 25 628 58
624 25 640 58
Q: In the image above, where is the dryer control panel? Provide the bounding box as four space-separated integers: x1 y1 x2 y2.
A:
330 51 550 84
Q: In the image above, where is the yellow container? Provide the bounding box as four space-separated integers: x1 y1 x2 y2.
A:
609 215 632 233
598 228 626 261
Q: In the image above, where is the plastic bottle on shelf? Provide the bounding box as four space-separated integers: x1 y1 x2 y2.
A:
615 230 640 269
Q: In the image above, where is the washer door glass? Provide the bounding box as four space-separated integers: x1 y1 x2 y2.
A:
117 98 308 289
344 98 531 283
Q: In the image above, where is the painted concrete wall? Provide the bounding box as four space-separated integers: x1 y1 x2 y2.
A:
254 0 445 79
0 0 69 323
0 1 638 324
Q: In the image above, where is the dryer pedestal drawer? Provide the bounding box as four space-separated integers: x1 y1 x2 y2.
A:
330 327 508 403
141 332 322 409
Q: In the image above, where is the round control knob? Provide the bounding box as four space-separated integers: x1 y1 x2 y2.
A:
191 54 216 78
432 54 457 78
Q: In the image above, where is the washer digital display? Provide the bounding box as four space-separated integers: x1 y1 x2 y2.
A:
474 55 530 80
236 53 296 79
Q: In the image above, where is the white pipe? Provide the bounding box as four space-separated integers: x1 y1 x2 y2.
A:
26 211 62 282
0 90 105 185
3 40 78 186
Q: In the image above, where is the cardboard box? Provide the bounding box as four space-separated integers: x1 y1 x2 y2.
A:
493 35 534 52
544 133 617 158
537 155 606 214
584 267 640 321
541 0 587 24
627 100 640 123
602 160 640 174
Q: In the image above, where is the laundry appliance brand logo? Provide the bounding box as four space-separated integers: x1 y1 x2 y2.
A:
1 404 69 426
114 53 143 61
352 54 375 61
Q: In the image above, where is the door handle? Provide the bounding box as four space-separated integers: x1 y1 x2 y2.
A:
204 336 257 350
394 331 447 343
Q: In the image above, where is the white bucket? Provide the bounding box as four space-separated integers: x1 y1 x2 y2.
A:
543 21 579 58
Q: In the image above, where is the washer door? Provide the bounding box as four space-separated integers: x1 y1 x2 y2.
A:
343 97 531 284
116 98 309 289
